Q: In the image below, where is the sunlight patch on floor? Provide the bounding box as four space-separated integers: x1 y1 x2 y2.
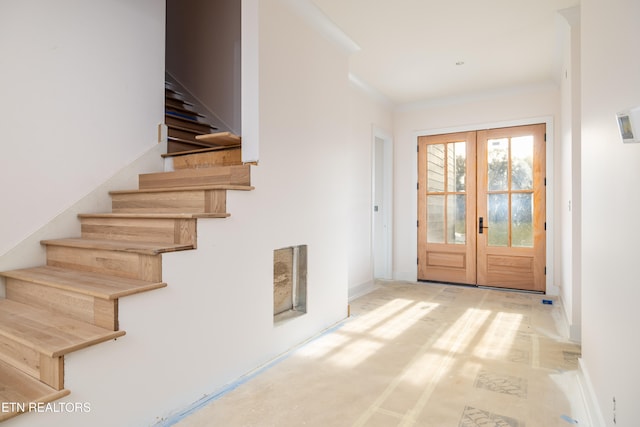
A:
473 312 523 359
341 298 414 334
434 307 491 353
370 301 439 340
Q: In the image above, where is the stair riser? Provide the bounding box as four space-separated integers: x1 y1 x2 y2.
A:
165 97 193 110
139 165 250 189
0 335 63 390
80 217 197 246
46 246 162 282
168 126 202 141
6 279 118 331
165 116 213 134
168 140 206 153
166 105 203 119
172 149 243 169
111 190 226 215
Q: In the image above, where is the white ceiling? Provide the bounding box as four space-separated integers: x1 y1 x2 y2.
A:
312 0 579 106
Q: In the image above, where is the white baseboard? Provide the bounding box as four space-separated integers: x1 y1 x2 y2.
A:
578 358 607 427
393 271 417 282
348 280 377 302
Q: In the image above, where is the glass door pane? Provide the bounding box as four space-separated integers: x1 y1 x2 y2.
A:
425 141 466 245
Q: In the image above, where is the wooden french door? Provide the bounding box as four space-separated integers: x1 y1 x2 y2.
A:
417 131 477 284
418 124 546 292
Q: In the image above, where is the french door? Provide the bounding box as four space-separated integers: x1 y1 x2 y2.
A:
417 124 546 292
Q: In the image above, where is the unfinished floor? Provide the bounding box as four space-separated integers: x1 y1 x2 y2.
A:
170 281 587 427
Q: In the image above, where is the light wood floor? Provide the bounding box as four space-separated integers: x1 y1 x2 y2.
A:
169 281 587 427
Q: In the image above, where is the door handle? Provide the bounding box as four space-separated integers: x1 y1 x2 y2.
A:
479 217 489 234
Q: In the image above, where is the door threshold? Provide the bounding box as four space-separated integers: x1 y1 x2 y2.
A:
417 280 478 288
477 285 545 295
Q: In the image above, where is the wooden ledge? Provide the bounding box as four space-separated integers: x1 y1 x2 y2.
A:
195 131 241 146
0 266 166 300
109 185 254 195
40 238 194 256
0 360 70 422
78 213 230 219
162 144 241 158
0 299 125 358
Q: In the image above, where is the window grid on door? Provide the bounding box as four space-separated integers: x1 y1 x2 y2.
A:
426 141 467 245
485 136 534 248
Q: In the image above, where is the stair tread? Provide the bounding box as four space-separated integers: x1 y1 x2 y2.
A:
195 131 241 146
167 123 217 135
0 299 125 358
78 213 230 219
41 238 194 255
138 165 250 189
109 184 254 195
167 137 221 150
163 142 241 158
0 359 70 422
0 266 166 300
165 112 210 126
166 107 205 118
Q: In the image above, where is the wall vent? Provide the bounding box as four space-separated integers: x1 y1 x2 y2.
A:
273 245 307 323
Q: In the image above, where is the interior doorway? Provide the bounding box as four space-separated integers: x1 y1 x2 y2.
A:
373 129 393 280
417 124 546 292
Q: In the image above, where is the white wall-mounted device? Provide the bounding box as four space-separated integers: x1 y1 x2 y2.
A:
617 106 640 143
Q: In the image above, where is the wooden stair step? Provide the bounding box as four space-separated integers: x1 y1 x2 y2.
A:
161 145 242 158
165 97 194 109
41 238 193 256
0 299 125 389
0 359 70 422
166 109 205 122
163 146 243 168
1 266 167 330
109 185 252 215
139 164 251 189
78 213 230 219
168 123 213 137
196 132 242 145
166 105 205 118
165 114 213 128
41 238 190 283
0 266 166 301
165 88 190 102
166 116 215 134
167 137 221 151
110 184 253 194
168 139 234 155
78 213 199 245
195 131 241 146
0 299 125 357
168 136 208 146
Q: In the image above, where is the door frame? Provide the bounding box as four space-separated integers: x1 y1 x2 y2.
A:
372 126 393 280
414 116 556 295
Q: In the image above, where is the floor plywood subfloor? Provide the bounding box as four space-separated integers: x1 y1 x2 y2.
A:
172 281 587 427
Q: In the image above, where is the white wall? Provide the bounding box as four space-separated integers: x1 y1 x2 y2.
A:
3 1 354 426
393 86 561 285
166 0 241 134
347 83 393 297
0 0 165 257
581 0 640 425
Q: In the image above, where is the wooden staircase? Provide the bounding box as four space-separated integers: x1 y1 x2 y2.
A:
0 139 251 421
